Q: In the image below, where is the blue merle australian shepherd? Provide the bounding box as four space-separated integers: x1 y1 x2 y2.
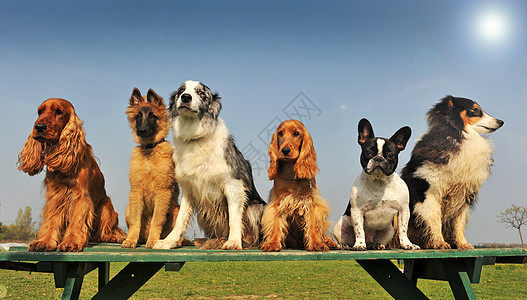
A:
402 96 503 249
153 80 265 250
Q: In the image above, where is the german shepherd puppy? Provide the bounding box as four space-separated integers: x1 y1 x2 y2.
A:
122 88 180 248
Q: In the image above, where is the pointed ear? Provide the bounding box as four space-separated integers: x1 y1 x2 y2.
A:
45 113 87 175
130 88 143 106
147 89 165 107
17 132 45 176
268 130 279 180
390 126 412 151
358 118 374 145
294 129 319 179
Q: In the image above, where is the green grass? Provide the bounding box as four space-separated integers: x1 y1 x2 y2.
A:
0 260 525 299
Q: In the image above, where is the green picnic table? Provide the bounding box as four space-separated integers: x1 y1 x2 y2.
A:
0 244 525 299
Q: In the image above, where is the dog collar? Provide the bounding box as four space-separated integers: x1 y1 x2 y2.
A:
280 178 313 189
140 138 166 149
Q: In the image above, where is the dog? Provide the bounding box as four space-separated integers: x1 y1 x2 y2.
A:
121 88 180 249
260 120 336 252
17 98 125 252
402 96 503 249
153 80 266 250
333 118 419 250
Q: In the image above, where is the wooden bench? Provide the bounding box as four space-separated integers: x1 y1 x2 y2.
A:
0 244 525 299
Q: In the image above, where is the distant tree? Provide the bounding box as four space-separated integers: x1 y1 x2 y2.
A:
498 204 527 248
4 206 36 241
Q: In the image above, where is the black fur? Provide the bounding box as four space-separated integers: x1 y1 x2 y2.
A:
135 106 158 138
169 82 222 121
224 135 265 206
402 95 483 206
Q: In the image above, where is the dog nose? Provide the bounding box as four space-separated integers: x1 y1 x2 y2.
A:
373 156 384 163
181 93 192 103
497 119 504 127
281 147 291 156
34 123 47 133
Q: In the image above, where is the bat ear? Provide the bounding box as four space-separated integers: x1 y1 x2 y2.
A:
390 126 412 151
130 88 143 106
358 118 374 145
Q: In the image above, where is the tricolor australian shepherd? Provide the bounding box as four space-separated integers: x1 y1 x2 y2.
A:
153 80 265 250
402 96 503 249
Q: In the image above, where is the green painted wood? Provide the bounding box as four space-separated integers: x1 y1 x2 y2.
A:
61 263 85 300
98 262 109 291
447 263 477 300
357 259 428 299
92 262 164 300
1 244 526 263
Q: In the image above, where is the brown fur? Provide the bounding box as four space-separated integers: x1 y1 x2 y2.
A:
18 98 125 252
261 120 336 252
121 88 180 249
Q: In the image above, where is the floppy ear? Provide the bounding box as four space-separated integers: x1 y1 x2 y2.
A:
147 89 165 107
358 118 374 145
294 129 319 179
268 130 279 180
390 126 412 151
45 112 88 175
130 88 143 107
17 132 45 176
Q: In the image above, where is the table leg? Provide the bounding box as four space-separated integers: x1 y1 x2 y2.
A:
357 259 428 299
92 262 164 299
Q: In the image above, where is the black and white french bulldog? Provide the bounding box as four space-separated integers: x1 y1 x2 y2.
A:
333 118 420 250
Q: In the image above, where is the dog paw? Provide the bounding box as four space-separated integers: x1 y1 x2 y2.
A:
121 239 138 249
57 241 84 252
153 239 178 250
324 238 338 249
371 243 386 250
145 240 158 249
456 243 474 250
307 242 330 252
221 240 242 250
261 241 282 252
28 240 57 252
401 243 420 250
432 241 452 249
339 244 353 250
352 243 367 251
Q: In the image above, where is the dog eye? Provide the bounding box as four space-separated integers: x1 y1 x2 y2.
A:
55 109 63 116
38 109 43 115
148 113 158 120
293 131 300 137
387 152 395 159
472 107 481 114
135 112 142 119
198 91 205 97
277 131 283 137
366 150 373 157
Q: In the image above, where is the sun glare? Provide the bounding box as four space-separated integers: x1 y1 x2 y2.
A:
476 10 508 44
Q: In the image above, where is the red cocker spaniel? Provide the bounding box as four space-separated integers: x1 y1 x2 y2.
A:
18 98 125 252
261 119 336 251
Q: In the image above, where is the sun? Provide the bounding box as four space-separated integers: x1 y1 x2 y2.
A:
476 9 508 44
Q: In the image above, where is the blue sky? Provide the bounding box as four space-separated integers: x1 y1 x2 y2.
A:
1 0 526 244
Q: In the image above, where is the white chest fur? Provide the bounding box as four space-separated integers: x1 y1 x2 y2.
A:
351 171 409 230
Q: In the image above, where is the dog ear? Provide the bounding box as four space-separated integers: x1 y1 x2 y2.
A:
147 89 165 107
45 112 88 175
130 88 143 106
294 128 319 179
390 126 412 151
17 132 45 176
268 130 279 180
358 118 374 145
